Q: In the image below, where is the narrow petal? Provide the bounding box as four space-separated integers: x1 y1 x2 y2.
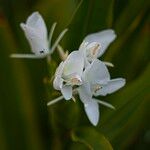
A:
63 51 84 77
93 98 115 110
83 59 110 85
84 29 116 57
48 22 57 48
10 54 45 58
94 78 126 96
47 95 64 106
61 85 72 100
50 28 68 54
84 100 99 126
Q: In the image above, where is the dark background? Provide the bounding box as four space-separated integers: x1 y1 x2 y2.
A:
0 0 149 149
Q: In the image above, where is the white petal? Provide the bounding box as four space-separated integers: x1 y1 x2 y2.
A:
55 62 64 77
61 85 72 100
84 100 99 126
79 42 91 67
79 41 100 64
54 62 65 90
63 51 84 77
50 28 68 54
26 12 47 37
79 41 88 54
20 23 49 55
53 76 63 90
84 29 116 57
78 82 92 103
83 59 110 85
94 78 126 96
78 83 99 125
20 12 48 55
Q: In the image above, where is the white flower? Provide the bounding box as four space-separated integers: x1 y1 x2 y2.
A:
47 29 125 126
10 12 67 59
53 51 84 100
79 29 116 64
78 59 125 126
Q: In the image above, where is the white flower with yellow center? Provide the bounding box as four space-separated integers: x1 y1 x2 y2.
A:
10 12 67 59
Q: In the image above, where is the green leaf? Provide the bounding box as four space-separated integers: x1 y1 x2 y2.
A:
0 15 46 150
1 0 149 149
99 64 150 149
114 0 149 34
70 127 113 150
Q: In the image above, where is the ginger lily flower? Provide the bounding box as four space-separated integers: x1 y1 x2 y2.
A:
78 59 126 126
79 29 116 64
53 51 84 100
10 12 67 59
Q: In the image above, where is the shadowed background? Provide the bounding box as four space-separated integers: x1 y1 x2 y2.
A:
0 0 150 149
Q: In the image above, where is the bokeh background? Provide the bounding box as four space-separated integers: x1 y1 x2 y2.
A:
0 0 150 149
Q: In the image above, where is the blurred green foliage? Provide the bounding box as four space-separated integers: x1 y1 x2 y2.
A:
0 0 149 149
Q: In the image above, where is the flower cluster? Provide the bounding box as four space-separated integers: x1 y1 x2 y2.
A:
52 30 126 126
10 12 126 126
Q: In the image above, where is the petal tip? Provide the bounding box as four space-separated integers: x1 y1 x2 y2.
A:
20 23 26 30
120 78 126 86
91 120 99 126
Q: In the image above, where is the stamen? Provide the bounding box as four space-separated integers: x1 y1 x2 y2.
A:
64 74 82 86
94 84 101 93
91 44 100 56
71 77 82 85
